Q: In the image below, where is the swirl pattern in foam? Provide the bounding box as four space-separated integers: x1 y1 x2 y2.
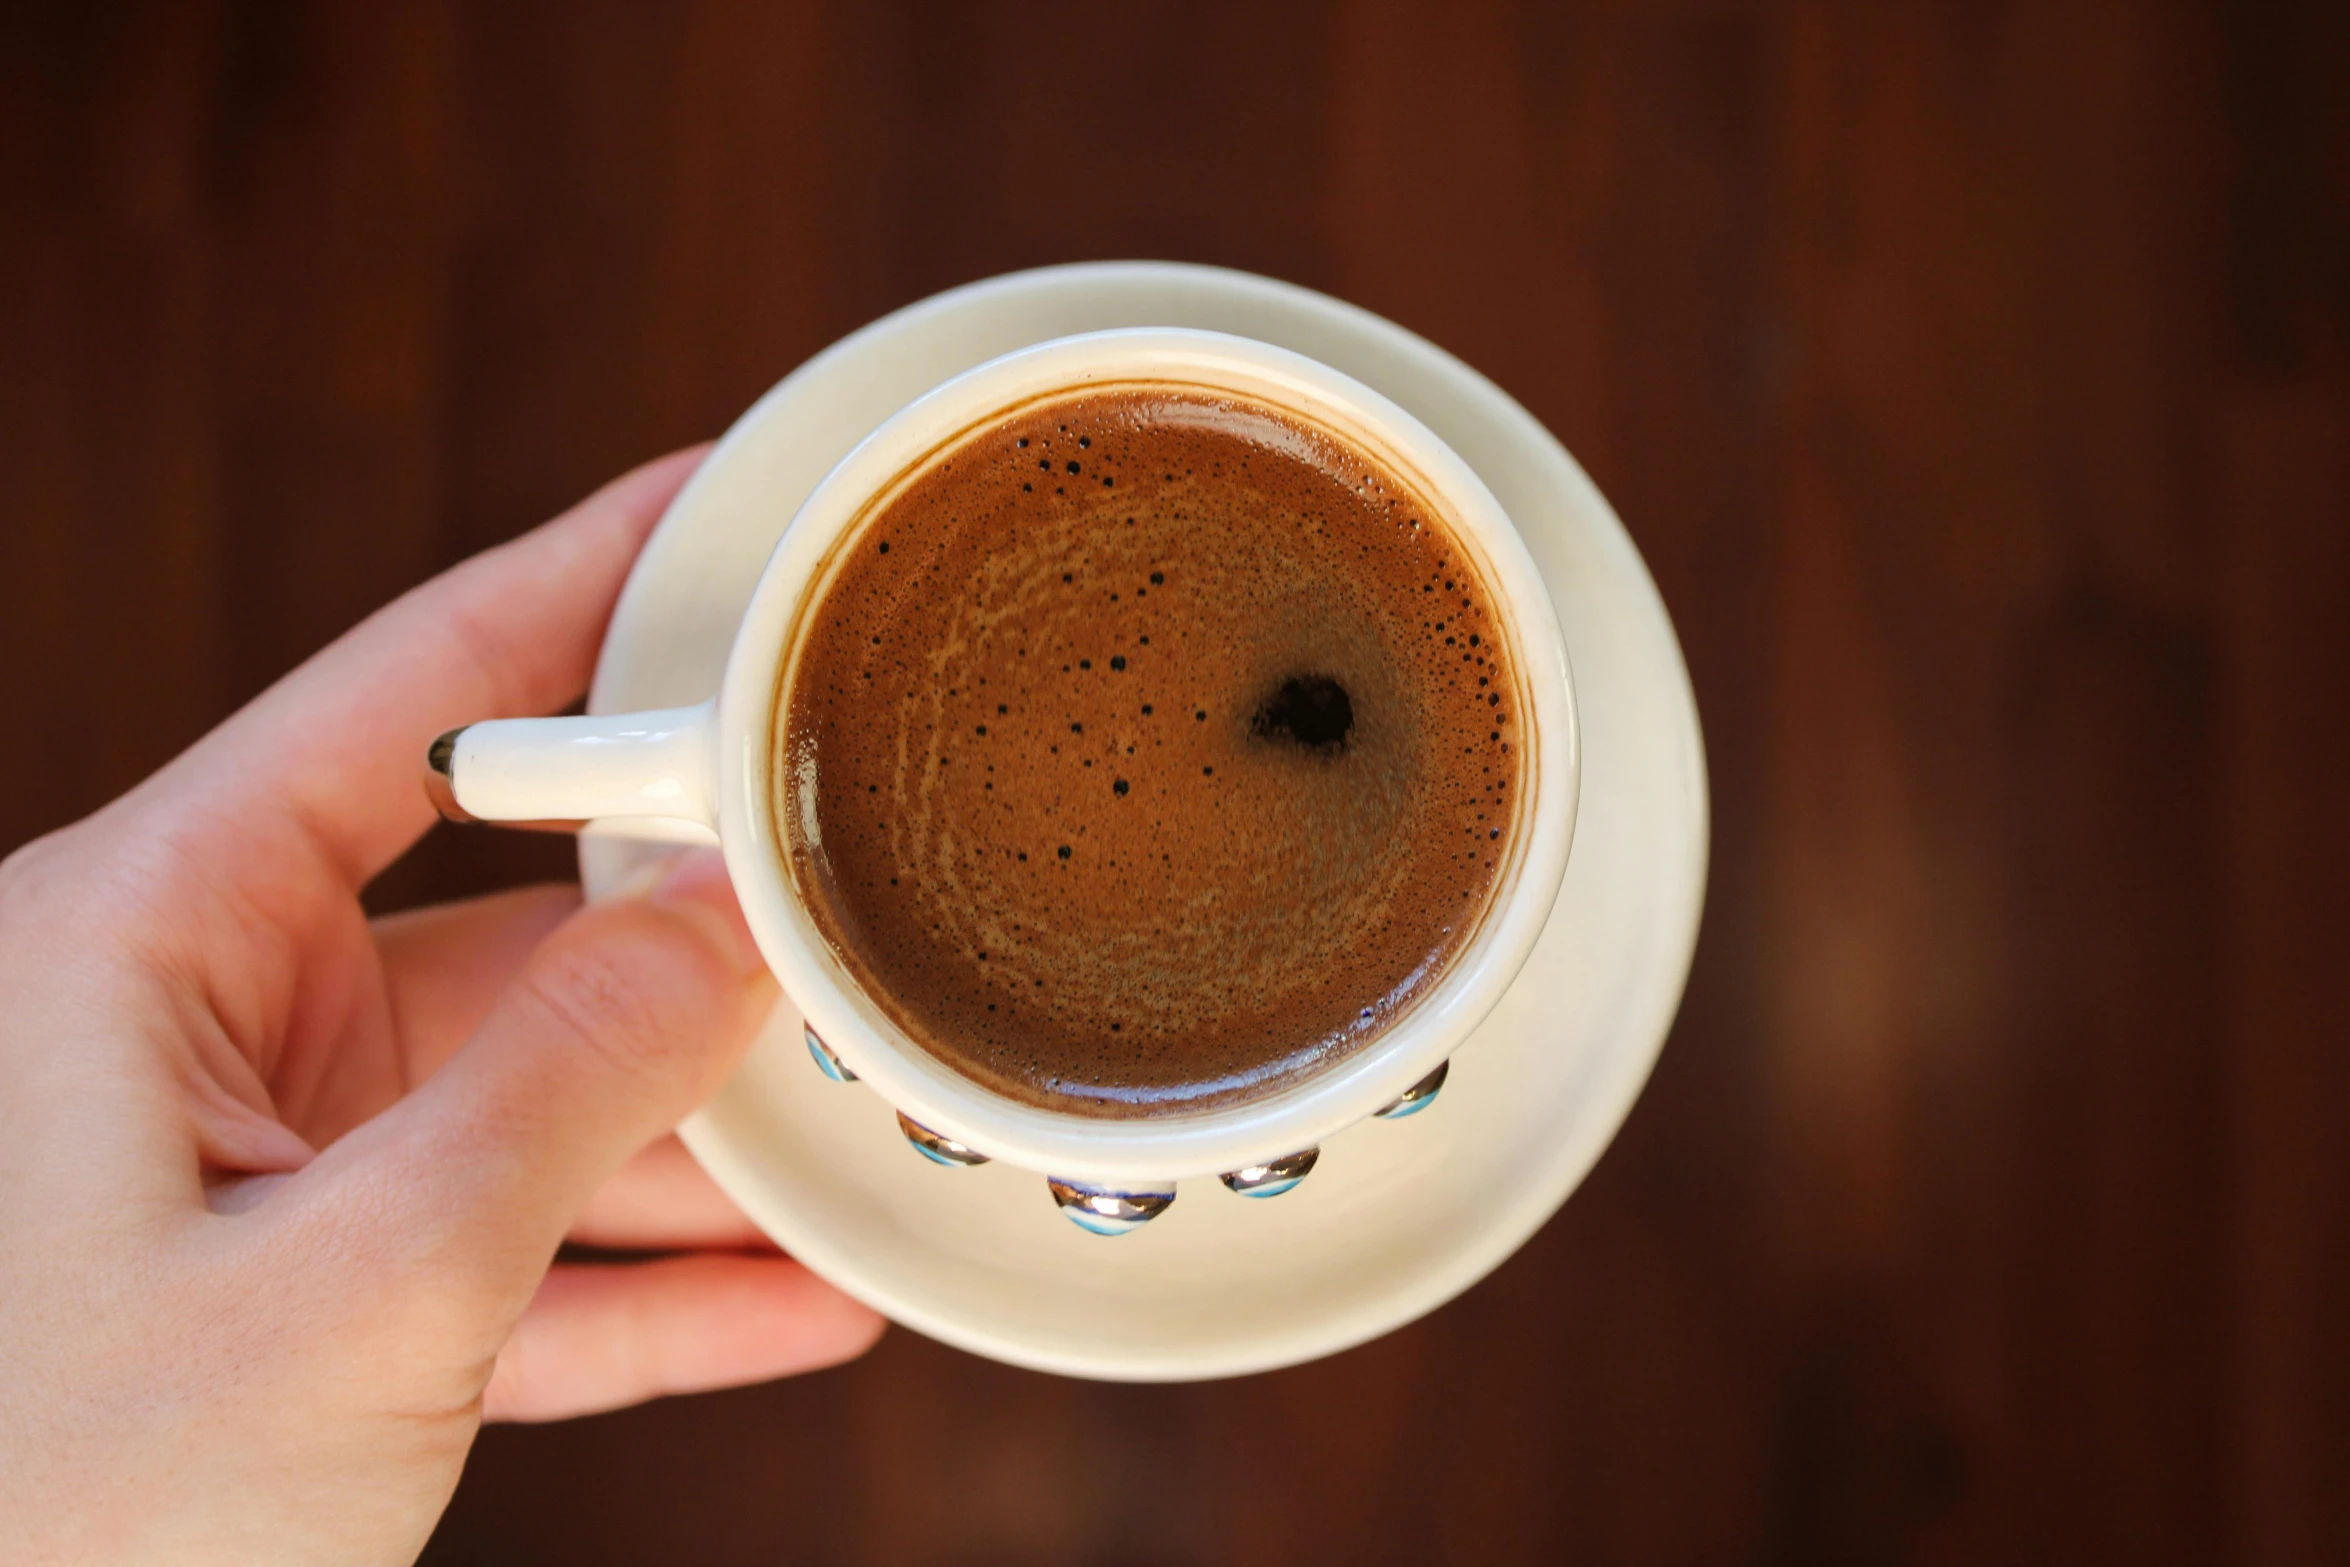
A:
778 385 1524 1119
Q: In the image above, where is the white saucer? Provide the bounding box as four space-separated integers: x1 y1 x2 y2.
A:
580 263 1708 1382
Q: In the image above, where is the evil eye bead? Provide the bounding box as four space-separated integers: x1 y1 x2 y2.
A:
805 1026 857 1082
1219 1147 1319 1197
1374 1059 1449 1119
1046 1177 1176 1235
897 1112 990 1166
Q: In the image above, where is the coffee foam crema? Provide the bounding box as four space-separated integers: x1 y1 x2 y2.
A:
777 384 1526 1119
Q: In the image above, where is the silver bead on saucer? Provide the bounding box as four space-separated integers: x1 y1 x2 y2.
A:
1374 1058 1449 1118
1219 1147 1319 1197
804 1026 857 1083
1046 1177 1176 1235
897 1112 990 1167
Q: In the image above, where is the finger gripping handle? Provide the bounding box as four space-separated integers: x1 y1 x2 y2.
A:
425 702 717 832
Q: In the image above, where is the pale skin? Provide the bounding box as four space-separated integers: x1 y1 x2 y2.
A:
0 450 886 1565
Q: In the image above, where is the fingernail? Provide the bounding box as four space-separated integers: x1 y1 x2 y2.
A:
647 848 768 979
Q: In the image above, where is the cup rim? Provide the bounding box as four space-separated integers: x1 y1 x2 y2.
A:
712 328 1579 1182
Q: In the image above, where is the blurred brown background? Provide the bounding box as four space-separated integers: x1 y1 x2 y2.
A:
6 1 2347 1561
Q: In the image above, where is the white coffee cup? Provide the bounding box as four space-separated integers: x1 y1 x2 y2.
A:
427 328 1579 1220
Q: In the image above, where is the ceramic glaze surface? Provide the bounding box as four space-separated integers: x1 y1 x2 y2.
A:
580 263 1707 1381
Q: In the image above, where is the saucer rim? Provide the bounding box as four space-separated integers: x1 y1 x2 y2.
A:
590 261 1709 1381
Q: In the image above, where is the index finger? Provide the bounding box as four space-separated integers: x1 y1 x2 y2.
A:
139 447 707 887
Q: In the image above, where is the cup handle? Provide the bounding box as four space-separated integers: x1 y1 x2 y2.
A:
424 701 720 844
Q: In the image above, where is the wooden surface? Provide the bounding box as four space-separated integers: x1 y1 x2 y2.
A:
7 2 2347 1561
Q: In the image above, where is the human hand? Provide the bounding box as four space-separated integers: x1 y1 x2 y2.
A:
0 450 884 1566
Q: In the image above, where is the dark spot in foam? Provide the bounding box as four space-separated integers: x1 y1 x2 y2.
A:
1250 675 1356 754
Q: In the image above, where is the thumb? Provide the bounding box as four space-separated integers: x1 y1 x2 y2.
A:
330 849 774 1305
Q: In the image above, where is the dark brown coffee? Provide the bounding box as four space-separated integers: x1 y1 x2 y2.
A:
777 384 1524 1118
